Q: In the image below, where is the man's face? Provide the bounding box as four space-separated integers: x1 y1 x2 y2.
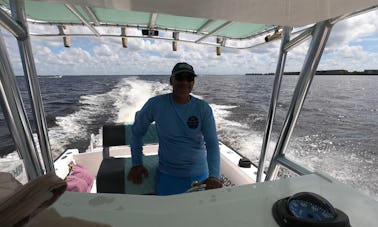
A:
171 73 195 98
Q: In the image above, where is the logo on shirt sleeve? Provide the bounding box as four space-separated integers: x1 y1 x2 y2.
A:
187 116 199 129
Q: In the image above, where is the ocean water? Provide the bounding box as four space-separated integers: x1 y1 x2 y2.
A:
0 75 377 199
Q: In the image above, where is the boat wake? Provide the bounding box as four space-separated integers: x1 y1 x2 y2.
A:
1 76 376 201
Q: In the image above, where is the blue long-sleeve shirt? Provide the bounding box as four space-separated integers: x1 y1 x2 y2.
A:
130 93 220 178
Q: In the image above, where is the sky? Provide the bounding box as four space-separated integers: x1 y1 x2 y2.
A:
1 9 378 76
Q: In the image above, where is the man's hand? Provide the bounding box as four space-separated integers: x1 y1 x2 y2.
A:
192 177 223 190
127 165 149 184
203 177 223 190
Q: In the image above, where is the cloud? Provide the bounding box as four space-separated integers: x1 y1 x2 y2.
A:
314 10 378 71
93 44 115 57
328 10 378 46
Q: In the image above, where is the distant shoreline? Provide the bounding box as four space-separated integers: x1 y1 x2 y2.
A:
246 69 378 76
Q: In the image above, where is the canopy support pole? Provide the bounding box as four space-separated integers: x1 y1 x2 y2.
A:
0 30 43 180
265 20 334 181
256 27 291 182
0 7 26 39
65 4 100 36
10 0 54 173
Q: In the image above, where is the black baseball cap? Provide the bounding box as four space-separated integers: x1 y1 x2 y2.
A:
171 62 197 77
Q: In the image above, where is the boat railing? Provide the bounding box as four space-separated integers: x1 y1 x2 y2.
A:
0 0 54 181
0 22 43 180
275 155 312 176
258 20 334 182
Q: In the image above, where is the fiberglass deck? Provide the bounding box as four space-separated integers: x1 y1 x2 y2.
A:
52 172 378 227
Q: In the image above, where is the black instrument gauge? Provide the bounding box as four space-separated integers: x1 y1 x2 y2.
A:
272 192 351 227
288 198 336 221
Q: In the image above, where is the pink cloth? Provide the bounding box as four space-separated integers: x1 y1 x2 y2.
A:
66 175 90 192
66 164 94 192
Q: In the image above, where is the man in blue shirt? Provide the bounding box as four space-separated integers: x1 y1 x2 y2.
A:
128 62 222 195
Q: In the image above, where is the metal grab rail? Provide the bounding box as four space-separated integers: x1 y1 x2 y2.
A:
11 0 54 173
275 155 312 176
256 27 291 182
0 30 43 180
265 20 334 181
0 7 27 40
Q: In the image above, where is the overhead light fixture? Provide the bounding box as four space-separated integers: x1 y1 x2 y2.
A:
265 29 282 42
121 27 128 48
172 32 179 51
63 36 71 48
58 25 71 48
216 46 221 56
216 37 222 56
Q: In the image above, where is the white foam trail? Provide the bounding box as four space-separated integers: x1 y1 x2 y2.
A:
111 77 171 123
47 82 125 156
286 135 378 201
211 104 247 128
34 77 171 157
210 104 274 164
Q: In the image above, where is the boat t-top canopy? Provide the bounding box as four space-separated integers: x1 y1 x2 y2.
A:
3 0 378 26
1 0 377 49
